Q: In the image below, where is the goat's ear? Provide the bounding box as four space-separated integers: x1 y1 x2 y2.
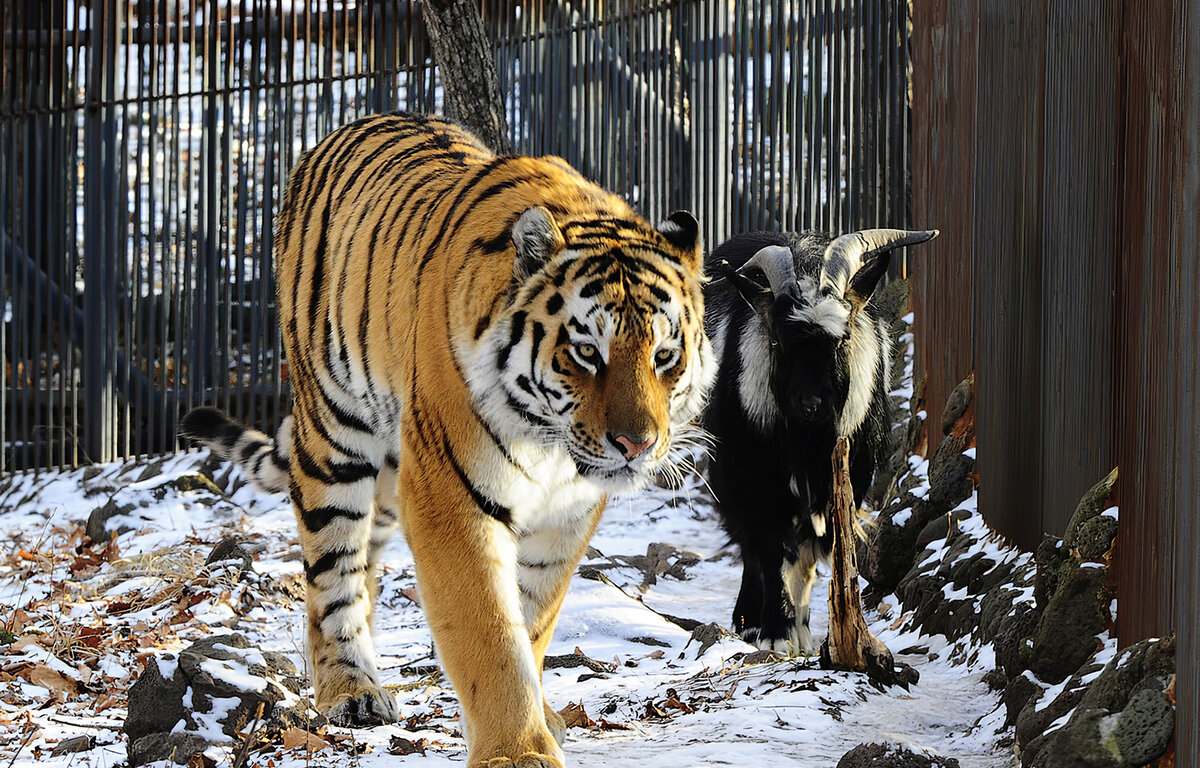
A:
511 206 564 281
846 253 891 308
719 260 776 321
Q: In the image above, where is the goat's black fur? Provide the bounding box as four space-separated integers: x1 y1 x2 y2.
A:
702 229 910 653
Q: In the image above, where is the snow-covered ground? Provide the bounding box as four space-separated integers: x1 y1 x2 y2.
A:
0 439 1016 768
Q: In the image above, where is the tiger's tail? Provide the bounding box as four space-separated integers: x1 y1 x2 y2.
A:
180 406 292 494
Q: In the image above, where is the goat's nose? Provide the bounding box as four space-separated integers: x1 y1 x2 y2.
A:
608 431 657 460
800 395 822 420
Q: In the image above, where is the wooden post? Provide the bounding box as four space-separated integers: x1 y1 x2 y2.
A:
820 436 909 686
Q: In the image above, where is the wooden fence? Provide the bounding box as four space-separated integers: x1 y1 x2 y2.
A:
910 1 1198 760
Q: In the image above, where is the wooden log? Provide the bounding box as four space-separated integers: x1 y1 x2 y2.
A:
820 436 911 687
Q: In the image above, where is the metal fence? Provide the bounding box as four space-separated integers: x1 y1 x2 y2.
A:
910 0 1198 761
1 0 912 472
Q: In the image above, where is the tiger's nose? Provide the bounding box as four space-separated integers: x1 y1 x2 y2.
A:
609 432 657 460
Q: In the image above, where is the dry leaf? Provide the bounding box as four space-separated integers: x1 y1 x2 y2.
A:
7 609 30 633
28 665 78 695
387 735 428 756
11 634 45 652
280 727 329 753
557 702 593 729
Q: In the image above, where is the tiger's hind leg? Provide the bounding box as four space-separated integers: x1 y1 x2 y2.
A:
289 410 399 727
366 453 402 624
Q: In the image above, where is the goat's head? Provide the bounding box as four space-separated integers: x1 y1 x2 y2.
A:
720 228 938 431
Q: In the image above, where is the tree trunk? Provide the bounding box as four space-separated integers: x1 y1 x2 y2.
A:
419 0 512 154
820 436 912 687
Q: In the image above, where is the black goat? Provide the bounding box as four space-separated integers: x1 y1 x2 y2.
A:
702 228 937 653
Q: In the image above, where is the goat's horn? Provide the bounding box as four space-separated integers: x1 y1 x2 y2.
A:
738 245 797 296
820 228 939 296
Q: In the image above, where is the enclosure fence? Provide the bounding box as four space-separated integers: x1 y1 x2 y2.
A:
1 0 912 472
909 1 1198 760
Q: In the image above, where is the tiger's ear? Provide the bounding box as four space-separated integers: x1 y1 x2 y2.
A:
657 210 700 255
512 206 564 281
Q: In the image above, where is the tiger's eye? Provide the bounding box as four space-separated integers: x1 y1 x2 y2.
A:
655 348 674 364
576 343 598 359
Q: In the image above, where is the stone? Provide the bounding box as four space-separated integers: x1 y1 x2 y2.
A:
127 733 212 767
977 586 1019 640
124 657 190 742
1062 468 1118 550
914 509 970 552
863 504 921 596
1003 673 1038 726
205 537 254 576
925 445 974 517
994 602 1038 679
85 498 136 542
940 376 973 436
1033 534 1069 614
1030 562 1110 684
1113 687 1174 765
1023 708 1122 768
1073 515 1118 561
1076 644 1150 715
50 735 95 756
124 633 314 767
837 742 961 768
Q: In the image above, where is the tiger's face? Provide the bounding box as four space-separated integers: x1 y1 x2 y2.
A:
487 207 716 491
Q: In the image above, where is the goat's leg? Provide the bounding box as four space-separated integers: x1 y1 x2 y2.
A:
734 549 793 653
782 543 821 655
732 559 765 642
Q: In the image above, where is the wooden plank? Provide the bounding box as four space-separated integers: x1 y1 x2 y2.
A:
1174 1 1199 761
909 0 978 458
971 0 1046 550
1037 3 1119 534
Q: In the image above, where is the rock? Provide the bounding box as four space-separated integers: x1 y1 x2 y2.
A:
977 587 1019 641
1029 562 1110 684
169 472 225 496
205 537 254 576
1033 534 1069 615
1023 708 1122 768
925 443 974 517
1113 687 1174 764
1073 514 1118 561
1015 663 1094 749
862 501 922 596
1062 467 1118 550
1004 673 1039 726
128 733 212 767
914 509 970 552
940 376 973 436
982 667 1007 691
50 735 95 756
994 602 1038 679
124 657 190 742
124 633 314 767
837 742 961 768
85 498 136 542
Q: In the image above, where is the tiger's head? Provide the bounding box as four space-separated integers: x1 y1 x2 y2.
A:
476 205 716 492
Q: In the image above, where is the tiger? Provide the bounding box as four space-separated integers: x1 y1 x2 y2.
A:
182 112 715 768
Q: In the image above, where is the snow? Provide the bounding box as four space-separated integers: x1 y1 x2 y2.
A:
0 329 1017 768
0 448 1018 768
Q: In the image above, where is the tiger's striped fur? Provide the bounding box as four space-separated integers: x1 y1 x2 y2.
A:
182 113 715 767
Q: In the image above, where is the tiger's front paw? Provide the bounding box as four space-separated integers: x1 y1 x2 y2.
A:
324 686 399 727
475 754 564 768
